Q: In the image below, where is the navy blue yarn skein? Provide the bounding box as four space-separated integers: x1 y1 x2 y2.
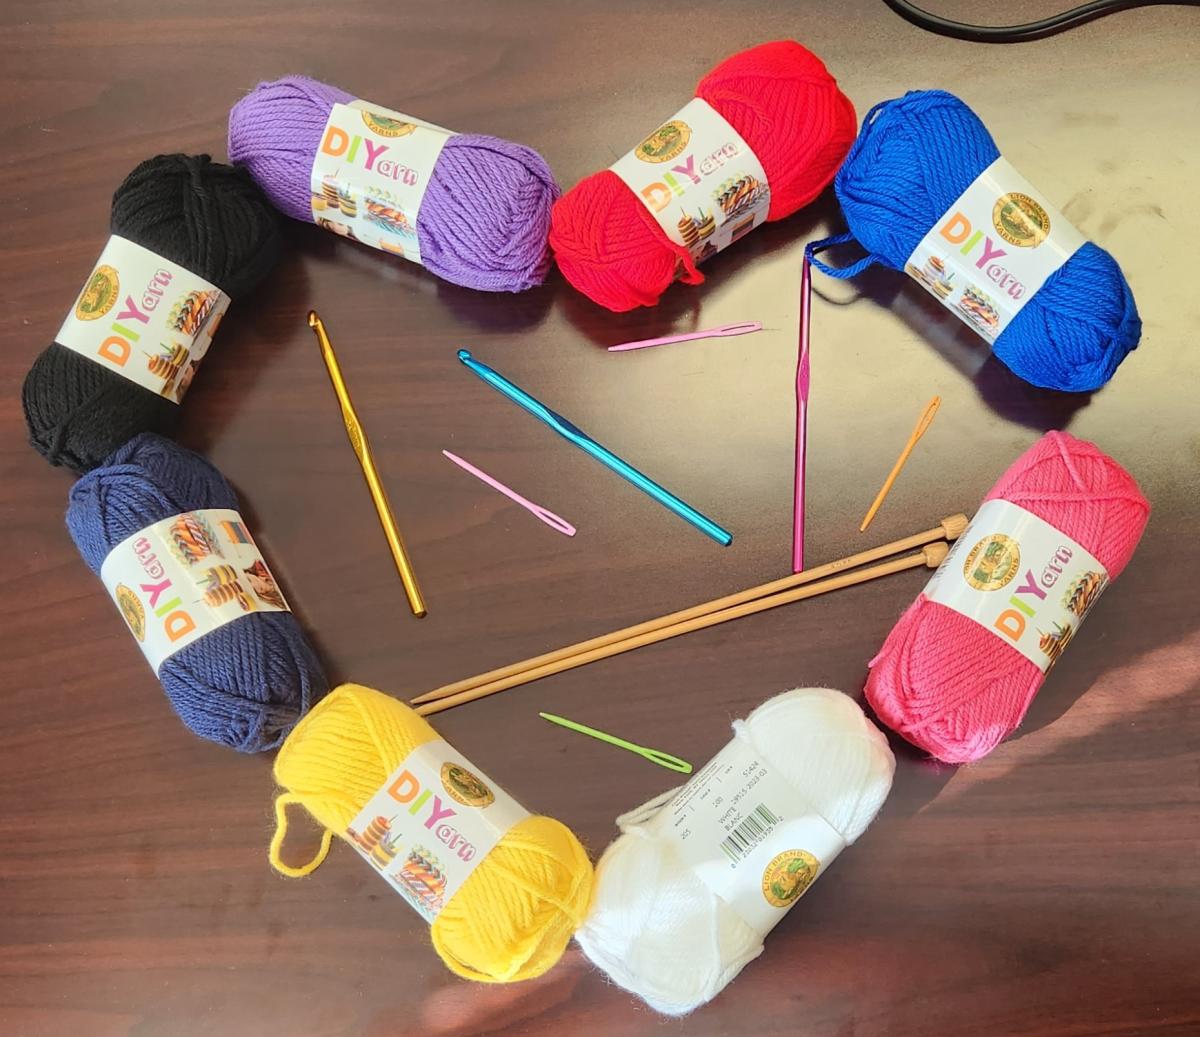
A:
67 434 326 753
807 90 1140 393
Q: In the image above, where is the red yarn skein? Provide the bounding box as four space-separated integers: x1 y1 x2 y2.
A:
549 41 856 312
866 432 1149 764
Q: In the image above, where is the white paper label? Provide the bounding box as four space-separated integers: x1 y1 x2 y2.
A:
56 236 230 403
609 98 771 265
647 732 845 938
346 740 529 922
309 100 454 266
904 157 1086 340
98 509 290 673
924 499 1109 673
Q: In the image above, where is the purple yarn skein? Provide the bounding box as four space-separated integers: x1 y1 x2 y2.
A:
66 434 326 753
227 76 559 292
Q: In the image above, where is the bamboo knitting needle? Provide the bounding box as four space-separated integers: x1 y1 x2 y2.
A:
860 395 942 533
413 539 954 717
411 513 967 707
417 542 948 717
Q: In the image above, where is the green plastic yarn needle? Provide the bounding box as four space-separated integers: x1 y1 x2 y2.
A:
538 712 693 774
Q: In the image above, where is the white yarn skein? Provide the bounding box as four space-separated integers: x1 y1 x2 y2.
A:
576 688 895 1016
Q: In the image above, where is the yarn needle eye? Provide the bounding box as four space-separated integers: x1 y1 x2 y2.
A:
860 395 942 533
607 321 764 352
442 450 576 536
310 310 427 618
538 712 693 774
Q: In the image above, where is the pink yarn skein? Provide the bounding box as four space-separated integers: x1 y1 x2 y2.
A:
866 431 1149 763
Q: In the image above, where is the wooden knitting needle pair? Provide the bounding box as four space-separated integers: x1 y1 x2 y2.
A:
411 513 968 717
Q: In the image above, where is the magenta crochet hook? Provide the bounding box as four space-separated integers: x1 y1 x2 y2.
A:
607 321 763 352
442 450 576 537
792 257 812 573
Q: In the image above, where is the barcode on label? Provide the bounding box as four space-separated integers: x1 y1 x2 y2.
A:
720 804 781 863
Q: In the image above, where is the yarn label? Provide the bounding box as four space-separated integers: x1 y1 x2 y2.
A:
310 100 454 266
647 735 845 938
347 740 530 922
609 98 771 265
56 236 230 403
98 509 290 673
924 499 1109 672
904 157 1086 340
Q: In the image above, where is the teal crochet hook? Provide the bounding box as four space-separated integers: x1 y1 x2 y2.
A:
457 350 732 546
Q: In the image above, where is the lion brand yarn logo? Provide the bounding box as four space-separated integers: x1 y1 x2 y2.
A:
992 192 1050 248
761 849 820 908
635 119 692 163
440 763 495 809
361 110 416 138
114 584 146 642
963 534 1021 591
75 265 120 321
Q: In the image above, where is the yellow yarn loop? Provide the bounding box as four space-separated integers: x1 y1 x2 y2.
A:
270 683 594 983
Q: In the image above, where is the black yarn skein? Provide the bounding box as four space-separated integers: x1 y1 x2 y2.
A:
22 154 283 474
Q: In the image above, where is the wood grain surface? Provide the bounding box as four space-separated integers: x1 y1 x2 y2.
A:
1 2 1198 1035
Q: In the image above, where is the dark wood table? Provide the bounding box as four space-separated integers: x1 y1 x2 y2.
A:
3 2 1197 1034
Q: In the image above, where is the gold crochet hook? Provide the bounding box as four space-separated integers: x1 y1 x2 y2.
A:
309 310 427 618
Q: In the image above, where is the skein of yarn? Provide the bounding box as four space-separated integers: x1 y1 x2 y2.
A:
866 431 1149 763
67 433 326 752
549 41 857 311
22 155 283 474
227 76 559 292
807 90 1140 392
577 688 894 1015
269 682 594 983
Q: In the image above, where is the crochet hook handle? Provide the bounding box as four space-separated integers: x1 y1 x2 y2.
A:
457 350 732 546
607 321 763 352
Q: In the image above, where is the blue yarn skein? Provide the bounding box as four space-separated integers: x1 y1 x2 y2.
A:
67 433 326 752
807 90 1140 393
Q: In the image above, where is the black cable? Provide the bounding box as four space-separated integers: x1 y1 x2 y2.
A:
882 0 1198 42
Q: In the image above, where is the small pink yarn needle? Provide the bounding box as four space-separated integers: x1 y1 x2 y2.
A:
607 321 762 352
792 256 812 573
442 450 576 537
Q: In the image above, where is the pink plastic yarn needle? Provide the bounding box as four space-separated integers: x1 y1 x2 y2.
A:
607 321 762 352
792 257 812 573
442 450 576 537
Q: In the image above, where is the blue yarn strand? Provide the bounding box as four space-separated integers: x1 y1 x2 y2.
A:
820 89 1139 392
67 434 326 752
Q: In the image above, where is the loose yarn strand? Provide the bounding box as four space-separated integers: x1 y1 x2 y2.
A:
270 794 334 877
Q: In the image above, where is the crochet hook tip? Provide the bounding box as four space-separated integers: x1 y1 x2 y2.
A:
307 310 321 328
457 348 472 362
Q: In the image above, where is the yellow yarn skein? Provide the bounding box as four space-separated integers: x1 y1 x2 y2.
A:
269 683 594 983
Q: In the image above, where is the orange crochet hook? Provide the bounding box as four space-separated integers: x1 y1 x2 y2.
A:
860 395 942 532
